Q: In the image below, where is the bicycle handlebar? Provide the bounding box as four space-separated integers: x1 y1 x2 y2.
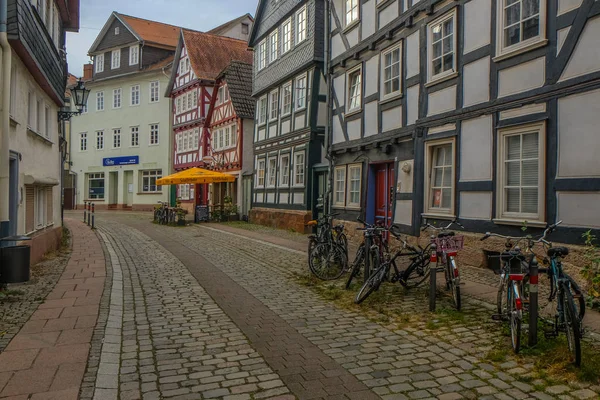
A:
421 218 463 232
480 221 563 245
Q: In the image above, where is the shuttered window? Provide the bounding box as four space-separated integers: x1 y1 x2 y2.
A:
46 187 53 225
26 185 35 233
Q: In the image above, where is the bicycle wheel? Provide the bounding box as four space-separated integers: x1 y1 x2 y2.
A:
400 255 431 288
309 243 347 281
345 245 365 289
567 275 586 321
337 233 349 257
364 246 379 283
355 262 387 304
307 237 317 263
497 274 508 316
563 289 582 366
448 257 461 310
508 281 522 353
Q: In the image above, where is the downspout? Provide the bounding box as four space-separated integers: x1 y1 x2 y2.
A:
0 0 12 238
323 0 333 216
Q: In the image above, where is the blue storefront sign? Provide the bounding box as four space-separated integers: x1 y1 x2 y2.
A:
103 156 139 167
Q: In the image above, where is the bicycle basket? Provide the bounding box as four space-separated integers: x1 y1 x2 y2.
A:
486 252 526 275
431 235 464 254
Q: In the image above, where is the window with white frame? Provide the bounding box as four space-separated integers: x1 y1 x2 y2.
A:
347 164 362 208
96 54 104 73
34 186 47 229
282 18 292 54
141 170 162 193
96 131 104 150
80 132 87 151
258 96 267 125
219 129 224 149
334 166 346 207
269 30 278 62
193 90 198 108
498 0 544 55
345 0 359 26
176 97 181 114
88 173 105 199
129 45 139 65
280 154 290 186
269 90 279 121
257 159 266 187
230 125 236 146
37 99 43 134
113 128 121 148
150 124 159 145
225 126 231 148
258 40 267 70
187 92 193 110
267 158 277 187
150 81 160 103
498 122 545 221
111 49 121 69
97 91 104 111
131 126 139 147
179 184 190 200
113 88 121 108
428 11 456 82
295 75 307 110
218 87 224 104
115 26 120 35
296 7 307 43
294 152 305 186
347 66 362 112
131 85 140 106
9 66 16 117
193 129 199 149
282 82 292 115
44 106 50 138
28 92 35 128
425 140 454 214
382 43 402 99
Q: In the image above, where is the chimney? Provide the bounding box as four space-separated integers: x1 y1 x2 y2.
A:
83 64 93 80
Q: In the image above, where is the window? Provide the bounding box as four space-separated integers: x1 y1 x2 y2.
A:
347 164 362 208
219 129 224 149
131 85 140 106
80 132 87 151
142 170 162 193
498 123 545 221
257 160 266 187
425 140 455 215
28 92 35 128
97 91 104 111
242 23 249 34
225 127 231 148
268 158 277 187
113 88 121 108
115 27 120 35
498 0 544 55
185 58 190 73
345 0 359 26
269 30 278 62
282 82 292 115
222 87 227 102
282 18 292 54
37 99 43 134
258 96 267 125
88 173 105 200
96 54 104 73
111 49 121 69
113 129 121 148
258 40 267 70
33 186 52 229
296 7 307 43
187 92 193 110
44 106 50 138
347 66 362 112
176 97 181 114
294 152 305 186
131 126 139 147
150 81 160 103
428 11 456 82
9 66 17 116
96 131 104 150
150 124 159 145
129 45 139 65
295 75 307 110
334 167 346 207
218 87 224 104
269 90 279 121
381 43 402 99
280 154 290 186
179 184 190 200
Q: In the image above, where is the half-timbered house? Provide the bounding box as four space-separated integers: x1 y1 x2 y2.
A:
205 61 255 219
166 26 253 213
248 0 328 232
328 0 600 244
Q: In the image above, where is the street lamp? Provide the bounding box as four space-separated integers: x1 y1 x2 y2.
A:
57 79 91 122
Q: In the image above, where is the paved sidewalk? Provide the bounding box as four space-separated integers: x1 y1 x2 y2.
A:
0 218 105 399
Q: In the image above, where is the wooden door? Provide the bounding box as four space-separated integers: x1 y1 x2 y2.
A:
374 163 395 227
64 188 75 210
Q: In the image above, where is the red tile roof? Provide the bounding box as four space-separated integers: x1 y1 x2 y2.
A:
182 30 253 81
65 73 79 97
118 13 181 48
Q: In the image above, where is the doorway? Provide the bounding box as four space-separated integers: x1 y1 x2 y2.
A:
314 170 328 219
124 171 133 207
109 171 119 207
367 162 395 227
8 153 19 236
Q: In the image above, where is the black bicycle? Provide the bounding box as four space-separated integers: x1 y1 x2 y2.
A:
355 224 432 304
307 213 348 280
345 219 388 289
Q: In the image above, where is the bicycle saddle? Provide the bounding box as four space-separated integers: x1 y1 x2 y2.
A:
437 232 455 238
547 247 569 257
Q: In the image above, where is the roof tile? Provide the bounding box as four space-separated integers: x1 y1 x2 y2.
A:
118 13 181 48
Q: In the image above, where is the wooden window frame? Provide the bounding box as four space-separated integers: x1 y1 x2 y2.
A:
293 151 306 187
269 90 279 121
269 30 278 63
112 128 121 149
344 0 360 27
96 91 104 111
267 157 277 188
282 82 292 116
282 18 293 54
130 84 140 106
381 42 403 101
280 154 290 187
296 6 307 44
149 124 160 146
96 54 104 73
495 0 547 60
427 9 458 85
150 81 160 103
130 126 139 147
423 137 456 218
80 132 87 152
256 159 266 188
113 88 121 109
96 130 104 150
111 49 120 70
333 166 347 207
347 163 362 209
346 65 363 114
129 45 139 66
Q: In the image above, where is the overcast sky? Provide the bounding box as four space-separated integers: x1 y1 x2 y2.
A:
66 0 257 76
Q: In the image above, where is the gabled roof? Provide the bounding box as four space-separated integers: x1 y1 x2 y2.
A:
183 30 253 81
208 13 254 36
217 61 254 119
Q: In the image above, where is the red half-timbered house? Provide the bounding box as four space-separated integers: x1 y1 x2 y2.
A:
166 29 253 211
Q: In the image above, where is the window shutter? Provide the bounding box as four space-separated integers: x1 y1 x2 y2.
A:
26 185 35 233
46 187 53 225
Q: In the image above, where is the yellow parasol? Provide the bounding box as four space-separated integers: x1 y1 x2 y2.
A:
156 168 236 185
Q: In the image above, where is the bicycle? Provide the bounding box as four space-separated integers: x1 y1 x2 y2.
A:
307 213 348 260
154 201 168 224
307 213 348 281
345 219 389 289
354 224 432 304
422 219 465 310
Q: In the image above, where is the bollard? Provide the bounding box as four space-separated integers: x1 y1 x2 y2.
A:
87 202 90 226
83 201 87 223
91 203 95 229
528 256 539 346
429 243 438 312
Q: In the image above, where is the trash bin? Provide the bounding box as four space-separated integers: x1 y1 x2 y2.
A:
0 245 31 283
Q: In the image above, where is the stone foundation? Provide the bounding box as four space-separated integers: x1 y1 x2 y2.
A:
250 208 313 233
21 226 63 266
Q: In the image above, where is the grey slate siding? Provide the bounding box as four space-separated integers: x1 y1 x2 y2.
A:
94 47 138 80
95 19 137 52
142 46 173 68
250 0 305 44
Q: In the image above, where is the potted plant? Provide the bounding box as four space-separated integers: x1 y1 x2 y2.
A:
176 208 187 226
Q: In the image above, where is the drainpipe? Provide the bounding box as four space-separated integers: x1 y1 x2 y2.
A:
0 0 12 238
323 0 333 216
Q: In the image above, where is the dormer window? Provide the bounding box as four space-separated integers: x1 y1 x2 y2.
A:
115 27 120 35
242 23 249 34
111 49 121 69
